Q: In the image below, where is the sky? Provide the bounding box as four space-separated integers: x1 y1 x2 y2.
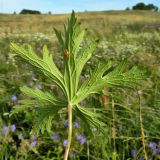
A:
0 0 160 14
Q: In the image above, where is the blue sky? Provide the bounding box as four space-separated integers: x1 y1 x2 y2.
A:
0 0 160 13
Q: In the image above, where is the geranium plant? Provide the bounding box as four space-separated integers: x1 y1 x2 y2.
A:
10 11 144 160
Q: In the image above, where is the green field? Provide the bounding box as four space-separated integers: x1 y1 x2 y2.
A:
0 11 160 160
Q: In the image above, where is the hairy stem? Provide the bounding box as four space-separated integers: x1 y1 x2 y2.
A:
138 93 147 160
112 98 117 160
64 103 72 160
111 99 116 152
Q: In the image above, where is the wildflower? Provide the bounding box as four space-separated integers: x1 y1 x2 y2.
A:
18 134 23 140
64 121 68 128
76 134 83 141
80 137 86 144
130 149 136 157
31 76 37 81
149 142 157 150
31 134 37 140
30 140 37 147
63 139 68 147
1 126 8 134
153 148 159 155
76 134 86 144
10 124 16 132
53 134 60 142
74 122 80 128
11 95 17 102
35 84 42 89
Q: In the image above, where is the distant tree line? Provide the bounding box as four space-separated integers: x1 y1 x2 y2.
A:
126 2 159 11
20 9 41 14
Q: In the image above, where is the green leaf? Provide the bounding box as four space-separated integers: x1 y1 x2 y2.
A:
32 106 61 134
10 43 66 95
54 11 87 101
20 86 67 107
10 100 38 116
10 11 145 136
72 61 112 104
10 87 67 119
73 61 144 105
73 41 98 92
74 105 106 134
104 62 145 88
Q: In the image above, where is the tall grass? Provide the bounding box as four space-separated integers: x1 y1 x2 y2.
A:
0 10 160 159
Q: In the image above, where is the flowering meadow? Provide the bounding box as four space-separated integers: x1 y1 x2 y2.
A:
0 11 160 160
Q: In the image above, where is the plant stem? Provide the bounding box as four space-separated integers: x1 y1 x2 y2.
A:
112 99 117 160
64 103 72 160
138 93 147 160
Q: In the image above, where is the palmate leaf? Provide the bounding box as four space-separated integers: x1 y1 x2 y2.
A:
10 11 145 136
73 41 98 93
72 61 112 104
54 11 87 101
10 100 39 115
12 102 64 134
20 86 67 107
10 44 66 95
104 62 144 87
55 11 85 57
10 87 66 133
72 61 144 105
32 106 61 134
74 105 106 134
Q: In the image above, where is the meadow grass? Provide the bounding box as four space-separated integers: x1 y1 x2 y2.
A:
0 10 160 160
0 10 160 34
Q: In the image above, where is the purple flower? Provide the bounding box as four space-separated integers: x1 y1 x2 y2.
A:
80 137 86 144
10 124 16 132
76 134 86 144
153 148 159 155
1 126 8 134
63 139 68 147
148 158 153 160
53 134 60 142
31 134 37 140
30 140 37 147
130 149 136 157
31 76 37 81
18 134 23 140
76 134 83 141
149 142 157 150
64 121 68 128
138 157 143 160
11 95 17 102
35 84 42 89
74 122 80 128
